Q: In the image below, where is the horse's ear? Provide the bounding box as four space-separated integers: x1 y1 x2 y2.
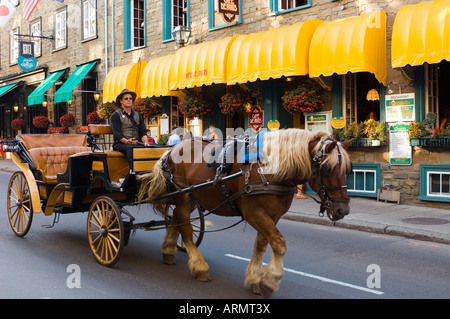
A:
324 140 337 154
340 139 353 150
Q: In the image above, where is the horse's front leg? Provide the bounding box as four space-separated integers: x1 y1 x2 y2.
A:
245 211 286 298
245 233 268 295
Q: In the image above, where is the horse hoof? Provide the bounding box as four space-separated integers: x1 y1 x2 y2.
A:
259 283 274 299
163 254 176 265
195 271 211 282
250 283 262 295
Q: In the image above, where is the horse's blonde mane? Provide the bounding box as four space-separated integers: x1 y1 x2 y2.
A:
261 129 351 182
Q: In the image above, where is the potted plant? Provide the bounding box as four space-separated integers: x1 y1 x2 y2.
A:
75 125 89 133
11 119 26 133
96 102 116 120
178 94 211 120
362 119 386 146
218 86 252 116
133 97 161 118
281 81 326 114
157 133 170 145
407 122 425 146
32 115 50 130
60 113 75 130
87 111 104 124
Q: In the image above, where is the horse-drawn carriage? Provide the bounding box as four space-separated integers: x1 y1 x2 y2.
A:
3 126 353 297
2 125 208 267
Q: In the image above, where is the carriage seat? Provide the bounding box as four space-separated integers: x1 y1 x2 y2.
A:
28 146 91 184
18 134 90 185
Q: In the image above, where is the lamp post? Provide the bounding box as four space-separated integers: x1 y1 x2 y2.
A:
172 25 191 48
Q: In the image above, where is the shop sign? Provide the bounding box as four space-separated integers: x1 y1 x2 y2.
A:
249 105 263 132
218 0 240 24
331 116 346 129
385 93 415 122
18 41 37 72
160 113 169 135
389 123 411 165
267 119 280 131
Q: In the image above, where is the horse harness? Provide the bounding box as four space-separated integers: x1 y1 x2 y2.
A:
310 138 351 218
159 139 297 217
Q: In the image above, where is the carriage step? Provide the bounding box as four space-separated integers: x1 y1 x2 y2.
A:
129 220 171 231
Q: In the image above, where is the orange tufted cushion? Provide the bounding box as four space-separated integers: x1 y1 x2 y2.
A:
28 146 91 184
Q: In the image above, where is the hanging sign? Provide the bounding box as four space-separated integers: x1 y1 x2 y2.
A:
267 119 280 131
249 105 264 132
18 41 37 72
218 0 240 24
389 123 412 165
331 116 346 129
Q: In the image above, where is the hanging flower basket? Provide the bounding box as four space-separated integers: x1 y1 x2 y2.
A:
281 82 326 114
218 86 252 116
178 94 211 120
96 102 117 119
60 113 75 128
32 115 50 129
11 119 26 131
87 111 104 124
133 97 162 118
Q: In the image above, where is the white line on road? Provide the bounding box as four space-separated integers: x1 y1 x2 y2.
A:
225 253 384 296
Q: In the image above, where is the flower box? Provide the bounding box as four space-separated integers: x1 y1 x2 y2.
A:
351 138 382 147
412 137 450 147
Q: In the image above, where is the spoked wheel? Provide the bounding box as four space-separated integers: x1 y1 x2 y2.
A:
7 171 33 237
166 204 205 252
87 196 124 267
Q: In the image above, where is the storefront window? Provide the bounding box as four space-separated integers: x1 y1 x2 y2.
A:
162 0 190 42
170 96 184 129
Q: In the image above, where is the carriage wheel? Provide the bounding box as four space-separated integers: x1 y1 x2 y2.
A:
87 196 124 267
168 205 205 252
7 171 33 237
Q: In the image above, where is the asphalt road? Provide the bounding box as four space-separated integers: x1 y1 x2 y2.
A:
1 171 449 301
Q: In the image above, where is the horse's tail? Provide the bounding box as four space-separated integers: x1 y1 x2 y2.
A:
137 151 170 215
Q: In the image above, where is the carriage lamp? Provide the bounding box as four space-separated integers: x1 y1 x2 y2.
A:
67 100 72 105
366 89 380 101
42 100 48 107
93 91 101 102
172 25 191 47
13 105 19 112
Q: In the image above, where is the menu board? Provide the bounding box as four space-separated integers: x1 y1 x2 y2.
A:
385 93 415 122
389 123 411 165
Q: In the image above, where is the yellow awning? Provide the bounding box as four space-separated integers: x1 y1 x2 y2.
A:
226 20 323 84
309 11 387 85
102 61 147 103
140 55 174 98
392 0 450 69
169 35 240 90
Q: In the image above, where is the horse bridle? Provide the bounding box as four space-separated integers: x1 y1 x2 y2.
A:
311 138 351 219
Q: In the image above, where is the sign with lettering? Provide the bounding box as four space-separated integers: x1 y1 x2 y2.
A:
249 105 264 132
385 93 415 122
218 0 240 24
18 41 37 72
389 123 411 165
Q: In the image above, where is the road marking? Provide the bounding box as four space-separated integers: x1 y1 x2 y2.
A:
225 253 384 296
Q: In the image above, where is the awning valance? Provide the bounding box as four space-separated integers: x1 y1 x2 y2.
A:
169 35 240 90
0 83 20 98
309 11 387 85
140 55 174 98
54 61 97 103
28 70 66 106
391 0 450 69
102 61 147 103
226 20 323 85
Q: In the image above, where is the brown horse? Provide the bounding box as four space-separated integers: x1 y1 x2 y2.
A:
138 129 352 297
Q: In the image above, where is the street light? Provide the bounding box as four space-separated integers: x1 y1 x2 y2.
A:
172 25 191 47
94 91 101 102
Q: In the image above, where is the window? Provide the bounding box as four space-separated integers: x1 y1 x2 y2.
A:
343 73 357 124
425 63 439 125
124 0 145 50
30 18 42 57
54 7 67 50
170 97 184 128
82 0 97 40
346 163 381 197
270 0 311 14
10 27 19 65
162 0 189 42
208 0 242 30
420 165 450 202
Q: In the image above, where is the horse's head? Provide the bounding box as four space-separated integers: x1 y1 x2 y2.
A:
307 136 353 221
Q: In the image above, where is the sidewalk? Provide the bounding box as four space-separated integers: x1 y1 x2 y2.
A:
1 158 449 245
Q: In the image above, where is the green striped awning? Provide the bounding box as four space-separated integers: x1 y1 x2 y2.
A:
54 61 97 103
0 83 19 98
27 70 66 106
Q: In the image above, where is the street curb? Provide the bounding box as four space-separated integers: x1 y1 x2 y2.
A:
283 212 450 245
